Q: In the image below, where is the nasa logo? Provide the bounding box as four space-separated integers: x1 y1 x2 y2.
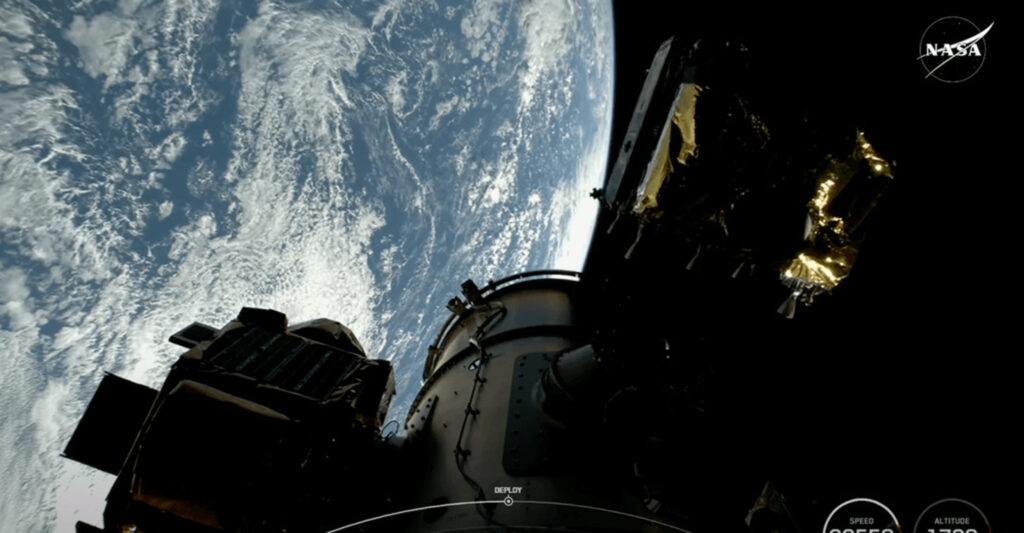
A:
918 16 994 83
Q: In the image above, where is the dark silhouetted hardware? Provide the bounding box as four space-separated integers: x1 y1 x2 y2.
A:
65 6 1007 532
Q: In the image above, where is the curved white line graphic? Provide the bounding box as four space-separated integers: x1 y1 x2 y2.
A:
911 498 991 533
822 497 901 533
326 499 693 532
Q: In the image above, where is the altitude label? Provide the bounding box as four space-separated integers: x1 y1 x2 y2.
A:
913 499 990 533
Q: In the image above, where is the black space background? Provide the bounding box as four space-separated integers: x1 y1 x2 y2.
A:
50 5 1015 532
607 4 1015 527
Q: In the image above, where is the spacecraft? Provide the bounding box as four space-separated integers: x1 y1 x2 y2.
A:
63 8 998 533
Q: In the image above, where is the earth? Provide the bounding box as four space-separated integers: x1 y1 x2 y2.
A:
0 0 613 530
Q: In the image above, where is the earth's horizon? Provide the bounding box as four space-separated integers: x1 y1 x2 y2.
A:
0 1 614 530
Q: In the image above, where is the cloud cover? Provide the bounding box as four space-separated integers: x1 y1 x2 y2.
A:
0 1 613 531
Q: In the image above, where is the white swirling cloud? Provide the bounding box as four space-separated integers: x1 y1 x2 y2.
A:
0 1 612 532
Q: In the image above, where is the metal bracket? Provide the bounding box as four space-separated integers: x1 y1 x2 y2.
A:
503 353 561 474
405 394 438 441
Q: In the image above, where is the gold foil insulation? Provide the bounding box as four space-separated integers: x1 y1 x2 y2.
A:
633 83 702 214
779 131 894 317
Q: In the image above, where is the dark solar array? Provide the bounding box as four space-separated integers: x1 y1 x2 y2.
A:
206 328 362 400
